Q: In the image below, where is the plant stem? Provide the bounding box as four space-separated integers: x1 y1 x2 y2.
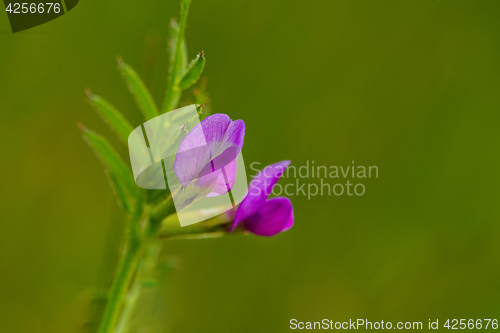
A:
158 212 246 240
98 243 141 333
114 264 143 333
162 0 191 113
97 192 145 333
97 192 239 331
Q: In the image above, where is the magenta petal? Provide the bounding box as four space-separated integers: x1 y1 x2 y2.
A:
174 114 245 188
243 197 294 236
202 120 245 194
231 160 290 230
203 156 238 197
221 119 245 152
197 113 232 150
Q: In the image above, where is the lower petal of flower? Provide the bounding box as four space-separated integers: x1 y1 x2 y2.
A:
243 197 294 237
232 160 291 229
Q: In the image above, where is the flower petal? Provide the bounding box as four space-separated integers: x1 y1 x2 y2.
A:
220 119 245 154
202 155 238 197
174 114 245 189
231 160 291 230
243 197 294 236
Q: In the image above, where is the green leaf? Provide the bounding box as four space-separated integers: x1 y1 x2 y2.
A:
162 0 191 113
117 57 159 120
107 170 133 213
80 125 137 212
177 52 205 90
86 90 134 144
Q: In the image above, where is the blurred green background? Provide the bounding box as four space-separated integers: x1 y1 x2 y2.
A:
2 0 500 332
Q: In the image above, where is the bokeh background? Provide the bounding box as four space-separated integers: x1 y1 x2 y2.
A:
2 0 500 331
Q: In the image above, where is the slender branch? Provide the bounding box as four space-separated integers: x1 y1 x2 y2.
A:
162 230 247 241
162 0 191 113
114 240 163 333
158 212 247 240
97 241 141 333
146 195 176 238
114 263 143 333
97 192 145 333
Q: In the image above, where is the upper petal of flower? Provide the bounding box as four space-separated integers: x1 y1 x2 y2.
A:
231 160 290 230
174 114 245 189
243 197 294 236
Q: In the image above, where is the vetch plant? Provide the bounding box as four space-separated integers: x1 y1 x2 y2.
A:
80 1 294 332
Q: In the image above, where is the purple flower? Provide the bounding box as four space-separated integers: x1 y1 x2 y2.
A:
230 160 294 237
174 114 245 197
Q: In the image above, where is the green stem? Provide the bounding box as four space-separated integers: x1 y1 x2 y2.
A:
147 195 176 237
158 212 247 240
114 264 143 333
163 230 246 240
98 244 141 333
162 0 191 113
97 192 145 333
